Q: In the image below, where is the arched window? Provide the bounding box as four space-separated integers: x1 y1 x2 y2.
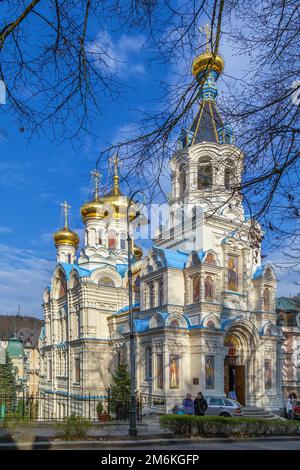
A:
170 320 179 328
98 230 103 245
204 252 216 265
108 230 117 249
193 276 200 302
158 279 164 305
264 288 271 311
178 164 186 196
207 320 215 329
58 275 67 297
98 276 115 287
225 167 231 189
198 158 212 189
204 276 214 301
145 346 152 381
120 233 126 250
149 282 155 308
67 254 72 264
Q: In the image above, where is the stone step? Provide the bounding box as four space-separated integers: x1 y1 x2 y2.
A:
241 406 277 419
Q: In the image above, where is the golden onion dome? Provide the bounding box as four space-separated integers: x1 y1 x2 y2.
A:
133 244 143 260
100 184 138 221
192 51 224 78
80 198 106 222
53 227 79 248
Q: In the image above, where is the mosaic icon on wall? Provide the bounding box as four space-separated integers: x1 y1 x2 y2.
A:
227 255 238 291
193 276 200 302
265 359 272 389
205 355 214 389
169 355 179 389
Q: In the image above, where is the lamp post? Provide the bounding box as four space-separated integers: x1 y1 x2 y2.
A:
127 190 146 437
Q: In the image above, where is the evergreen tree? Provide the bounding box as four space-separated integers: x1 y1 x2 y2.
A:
110 364 131 413
0 353 17 414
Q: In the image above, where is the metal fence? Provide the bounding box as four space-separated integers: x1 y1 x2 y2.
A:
0 390 143 422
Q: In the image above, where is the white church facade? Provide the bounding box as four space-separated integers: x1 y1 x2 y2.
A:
39 43 284 416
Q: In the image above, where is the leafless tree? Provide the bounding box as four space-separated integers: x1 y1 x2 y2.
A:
0 0 299 271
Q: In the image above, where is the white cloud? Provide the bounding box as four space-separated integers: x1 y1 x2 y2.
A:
0 244 54 317
0 226 13 234
87 31 146 78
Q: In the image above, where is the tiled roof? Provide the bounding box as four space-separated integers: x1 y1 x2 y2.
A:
0 315 43 348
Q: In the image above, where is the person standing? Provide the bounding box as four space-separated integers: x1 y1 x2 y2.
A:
286 396 293 419
182 393 194 415
194 392 208 416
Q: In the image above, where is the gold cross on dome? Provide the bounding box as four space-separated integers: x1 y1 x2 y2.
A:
200 23 211 53
109 154 122 177
61 201 71 228
91 169 101 200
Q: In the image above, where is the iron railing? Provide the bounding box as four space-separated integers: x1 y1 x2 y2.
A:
0 389 143 422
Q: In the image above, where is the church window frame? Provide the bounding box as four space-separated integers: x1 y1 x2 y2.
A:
108 229 117 250
198 157 213 190
264 288 271 311
120 232 127 250
158 278 164 306
204 275 214 301
98 276 115 288
178 164 187 196
149 281 155 308
145 346 153 381
74 355 80 384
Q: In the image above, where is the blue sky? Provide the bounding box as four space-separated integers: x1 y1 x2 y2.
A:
0 26 298 317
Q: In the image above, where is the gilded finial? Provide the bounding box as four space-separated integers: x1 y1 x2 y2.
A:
109 154 121 195
61 201 71 228
91 169 101 201
200 23 211 53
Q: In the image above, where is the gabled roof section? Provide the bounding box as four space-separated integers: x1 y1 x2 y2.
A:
58 262 91 280
276 297 300 313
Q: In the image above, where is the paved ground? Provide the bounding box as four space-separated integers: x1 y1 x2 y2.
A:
107 440 300 450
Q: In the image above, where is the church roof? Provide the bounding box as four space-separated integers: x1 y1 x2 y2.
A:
276 297 300 313
189 100 224 145
59 262 91 279
7 336 25 358
0 315 43 348
153 246 189 269
252 265 264 280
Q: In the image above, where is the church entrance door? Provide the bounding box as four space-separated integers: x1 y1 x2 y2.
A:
224 357 246 405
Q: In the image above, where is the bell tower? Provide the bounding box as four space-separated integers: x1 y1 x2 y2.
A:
155 26 245 251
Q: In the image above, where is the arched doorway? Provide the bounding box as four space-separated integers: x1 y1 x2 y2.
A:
224 334 245 405
223 322 259 406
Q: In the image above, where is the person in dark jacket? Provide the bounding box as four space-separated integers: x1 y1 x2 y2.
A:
194 392 208 416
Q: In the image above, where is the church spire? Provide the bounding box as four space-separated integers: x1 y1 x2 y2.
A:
90 169 101 202
109 154 121 196
179 24 233 147
61 200 71 229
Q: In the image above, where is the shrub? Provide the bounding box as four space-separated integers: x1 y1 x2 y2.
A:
55 414 92 440
159 415 300 438
96 402 104 415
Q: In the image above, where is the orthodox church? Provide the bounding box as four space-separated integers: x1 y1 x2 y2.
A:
39 41 284 416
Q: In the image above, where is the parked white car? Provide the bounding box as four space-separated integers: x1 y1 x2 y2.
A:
206 396 243 417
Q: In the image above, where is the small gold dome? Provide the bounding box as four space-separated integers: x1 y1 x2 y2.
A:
133 244 143 260
192 51 224 78
53 227 79 248
80 199 106 222
100 186 137 221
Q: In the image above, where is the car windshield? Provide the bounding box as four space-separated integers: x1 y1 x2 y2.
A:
233 400 242 407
